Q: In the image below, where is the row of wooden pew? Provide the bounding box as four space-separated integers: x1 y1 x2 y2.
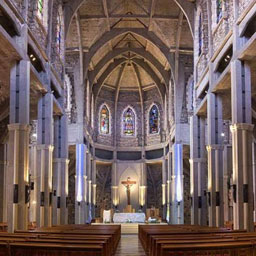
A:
139 224 256 256
0 224 121 255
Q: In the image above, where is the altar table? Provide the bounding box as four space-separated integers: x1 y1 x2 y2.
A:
113 213 146 223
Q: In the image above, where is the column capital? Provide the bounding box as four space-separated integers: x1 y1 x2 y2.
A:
206 144 224 152
8 124 30 131
230 123 254 132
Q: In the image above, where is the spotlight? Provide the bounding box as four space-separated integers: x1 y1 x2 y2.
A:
221 132 225 137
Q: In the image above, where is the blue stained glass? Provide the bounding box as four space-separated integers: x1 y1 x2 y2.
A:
123 107 135 136
149 105 159 134
56 10 62 53
216 0 222 23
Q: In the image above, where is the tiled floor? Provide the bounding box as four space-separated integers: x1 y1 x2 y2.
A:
115 235 146 256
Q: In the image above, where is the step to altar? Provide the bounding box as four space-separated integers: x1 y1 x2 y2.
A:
92 222 168 234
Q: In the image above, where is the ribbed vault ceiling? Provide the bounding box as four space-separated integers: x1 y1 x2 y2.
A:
65 0 193 99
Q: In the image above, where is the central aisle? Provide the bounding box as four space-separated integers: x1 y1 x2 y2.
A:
115 235 146 256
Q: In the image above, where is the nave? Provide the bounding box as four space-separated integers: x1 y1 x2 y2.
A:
1 223 256 255
2 0 256 255
114 235 146 256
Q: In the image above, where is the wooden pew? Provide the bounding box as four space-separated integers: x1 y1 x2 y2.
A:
138 224 250 256
17 224 121 253
0 222 7 232
160 240 256 256
0 224 121 256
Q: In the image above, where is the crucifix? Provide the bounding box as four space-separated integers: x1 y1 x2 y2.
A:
121 177 136 205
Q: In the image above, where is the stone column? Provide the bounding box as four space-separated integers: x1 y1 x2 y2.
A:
0 144 7 223
7 60 30 232
223 145 233 224
207 93 224 227
167 149 172 223
162 157 167 221
91 157 96 219
75 144 86 224
190 115 207 225
111 161 119 210
252 140 256 222
231 59 253 231
36 93 54 227
87 152 93 222
29 144 37 224
52 115 69 225
171 144 183 224
139 161 147 211
84 150 90 223
253 142 256 222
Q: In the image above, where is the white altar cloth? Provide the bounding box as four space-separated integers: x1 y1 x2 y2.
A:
113 213 145 223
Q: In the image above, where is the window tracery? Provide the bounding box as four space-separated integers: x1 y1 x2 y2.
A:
198 12 202 56
149 105 159 134
216 0 223 23
56 8 62 54
99 105 110 135
37 0 44 19
123 107 135 136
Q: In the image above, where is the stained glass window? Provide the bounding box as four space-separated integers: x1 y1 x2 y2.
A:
149 105 159 134
100 105 109 134
198 13 202 56
38 0 43 19
123 107 135 136
216 0 222 23
56 9 62 54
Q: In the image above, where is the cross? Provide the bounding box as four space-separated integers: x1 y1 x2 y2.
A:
121 177 136 205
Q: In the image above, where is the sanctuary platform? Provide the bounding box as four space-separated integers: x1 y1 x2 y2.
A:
92 223 168 234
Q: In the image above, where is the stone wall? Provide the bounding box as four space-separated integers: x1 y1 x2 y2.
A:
95 88 115 146
94 87 165 148
95 163 112 218
212 0 234 53
65 53 79 123
116 91 141 147
183 163 191 224
239 0 253 16
146 163 163 218
194 0 209 83
68 151 76 224
144 88 163 145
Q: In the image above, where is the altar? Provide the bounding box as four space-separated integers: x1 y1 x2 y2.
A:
113 213 146 223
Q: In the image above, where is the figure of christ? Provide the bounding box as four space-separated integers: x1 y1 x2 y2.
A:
121 177 136 205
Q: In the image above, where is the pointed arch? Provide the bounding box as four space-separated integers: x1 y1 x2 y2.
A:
198 12 203 56
148 103 160 135
91 94 95 129
122 106 136 137
56 6 64 56
216 0 223 23
37 0 44 19
99 103 111 135
37 0 49 28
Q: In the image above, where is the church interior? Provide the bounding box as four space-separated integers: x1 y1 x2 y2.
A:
1 0 256 255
